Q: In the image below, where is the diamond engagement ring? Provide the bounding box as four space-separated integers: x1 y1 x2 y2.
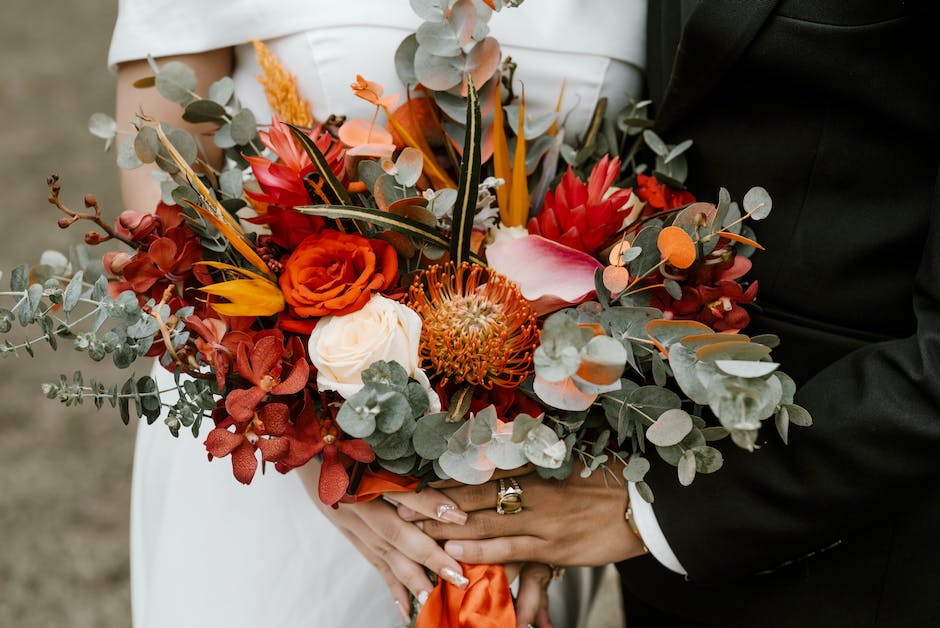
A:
496 478 524 515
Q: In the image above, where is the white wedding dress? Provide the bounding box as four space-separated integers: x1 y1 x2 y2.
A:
109 1 646 626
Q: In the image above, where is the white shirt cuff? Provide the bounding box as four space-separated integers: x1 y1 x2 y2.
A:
628 482 688 575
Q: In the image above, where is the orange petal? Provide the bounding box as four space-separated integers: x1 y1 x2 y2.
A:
716 231 766 250
491 80 513 225
508 90 529 227
657 226 697 269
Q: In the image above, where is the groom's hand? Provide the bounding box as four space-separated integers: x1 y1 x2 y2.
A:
401 468 647 567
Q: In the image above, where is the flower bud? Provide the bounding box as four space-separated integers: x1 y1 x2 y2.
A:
84 194 97 208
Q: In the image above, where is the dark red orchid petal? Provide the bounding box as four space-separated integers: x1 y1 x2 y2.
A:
272 357 310 395
318 448 350 506
147 237 179 272
225 386 268 422
230 442 259 484
337 439 376 463
257 436 290 462
204 427 244 457
250 335 285 383
257 402 291 435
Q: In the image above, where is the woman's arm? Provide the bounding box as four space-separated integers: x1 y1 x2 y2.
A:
115 48 234 212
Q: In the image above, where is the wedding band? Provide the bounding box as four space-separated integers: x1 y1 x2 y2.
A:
496 478 524 515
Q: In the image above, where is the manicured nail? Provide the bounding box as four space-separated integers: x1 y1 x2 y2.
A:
417 590 430 607
437 504 468 525
415 520 424 531
444 541 464 559
440 566 469 589
395 600 410 622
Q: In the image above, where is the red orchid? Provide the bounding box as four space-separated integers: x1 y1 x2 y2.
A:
244 114 346 208
275 391 375 506
119 224 203 293
635 173 696 212
205 401 292 484
183 315 254 389
528 156 633 254
669 279 759 331
224 331 310 422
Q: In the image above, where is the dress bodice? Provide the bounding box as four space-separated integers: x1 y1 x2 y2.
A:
110 0 647 136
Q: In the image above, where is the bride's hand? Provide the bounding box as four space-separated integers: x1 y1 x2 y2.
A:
297 462 470 621
401 467 647 567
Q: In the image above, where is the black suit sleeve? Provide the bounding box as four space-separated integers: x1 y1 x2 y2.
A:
647 165 940 583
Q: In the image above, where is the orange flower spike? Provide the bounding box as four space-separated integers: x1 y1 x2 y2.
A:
492 79 513 224
252 40 313 127
657 226 698 269
547 79 566 137
508 89 530 227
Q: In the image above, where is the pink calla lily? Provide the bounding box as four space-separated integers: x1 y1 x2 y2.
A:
486 234 602 315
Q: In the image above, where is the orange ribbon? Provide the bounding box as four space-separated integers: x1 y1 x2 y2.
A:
353 468 419 502
353 471 516 625
417 563 516 628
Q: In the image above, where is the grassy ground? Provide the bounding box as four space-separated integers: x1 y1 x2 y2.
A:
0 3 623 627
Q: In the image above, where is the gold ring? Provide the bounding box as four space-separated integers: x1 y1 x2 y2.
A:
496 478 524 515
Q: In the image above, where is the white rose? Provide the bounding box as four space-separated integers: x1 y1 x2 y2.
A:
308 294 422 399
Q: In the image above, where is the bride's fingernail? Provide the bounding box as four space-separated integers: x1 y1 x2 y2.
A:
394 600 410 622
444 542 464 559
437 504 468 525
440 566 470 589
417 590 430 607
415 520 424 531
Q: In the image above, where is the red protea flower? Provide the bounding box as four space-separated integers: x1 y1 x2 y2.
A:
245 114 346 208
528 155 633 254
224 331 310 422
205 401 292 484
275 391 375 506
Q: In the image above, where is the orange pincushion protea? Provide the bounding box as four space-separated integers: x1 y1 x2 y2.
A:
407 262 539 389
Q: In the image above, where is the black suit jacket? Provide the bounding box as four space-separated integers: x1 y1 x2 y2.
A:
617 1 940 626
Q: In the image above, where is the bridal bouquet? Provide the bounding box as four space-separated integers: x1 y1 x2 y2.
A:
7 0 811 624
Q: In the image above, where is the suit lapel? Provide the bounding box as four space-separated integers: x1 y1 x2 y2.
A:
653 0 780 134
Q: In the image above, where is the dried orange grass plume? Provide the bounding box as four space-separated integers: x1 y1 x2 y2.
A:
251 40 313 128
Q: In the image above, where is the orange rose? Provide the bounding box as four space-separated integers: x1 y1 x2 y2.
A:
278 230 398 334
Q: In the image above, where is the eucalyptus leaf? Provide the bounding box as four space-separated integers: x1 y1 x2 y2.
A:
88 113 117 149
775 406 790 444
117 137 143 169
134 127 160 163
623 455 651 482
783 403 813 427
714 360 780 378
10 264 27 292
155 61 197 105
664 139 693 164
208 77 235 105
692 445 723 473
643 130 668 157
635 481 654 503
743 186 773 220
646 408 693 447
678 449 697 485
183 99 227 124
219 168 244 198
395 33 420 86
416 21 461 56
230 109 257 145
414 46 462 91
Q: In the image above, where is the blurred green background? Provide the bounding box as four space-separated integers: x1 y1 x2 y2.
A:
0 2 134 626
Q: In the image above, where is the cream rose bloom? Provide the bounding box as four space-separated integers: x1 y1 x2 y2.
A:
307 294 422 399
